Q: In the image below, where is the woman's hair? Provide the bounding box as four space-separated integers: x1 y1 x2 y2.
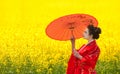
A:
87 25 101 39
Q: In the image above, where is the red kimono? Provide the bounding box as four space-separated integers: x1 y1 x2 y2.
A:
66 40 100 74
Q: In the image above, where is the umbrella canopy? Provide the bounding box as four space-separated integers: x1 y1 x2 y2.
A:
46 14 98 41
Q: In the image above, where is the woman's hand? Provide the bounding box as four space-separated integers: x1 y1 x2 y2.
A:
73 51 83 60
70 36 83 60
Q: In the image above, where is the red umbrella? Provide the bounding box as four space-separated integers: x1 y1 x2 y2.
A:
46 14 98 41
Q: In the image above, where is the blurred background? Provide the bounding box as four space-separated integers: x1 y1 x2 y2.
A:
0 0 120 74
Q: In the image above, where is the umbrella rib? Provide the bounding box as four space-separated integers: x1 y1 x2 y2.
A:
74 28 80 38
61 28 70 40
73 26 85 38
59 28 67 40
54 28 65 40
47 27 62 40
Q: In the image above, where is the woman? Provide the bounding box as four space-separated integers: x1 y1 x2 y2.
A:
66 25 101 74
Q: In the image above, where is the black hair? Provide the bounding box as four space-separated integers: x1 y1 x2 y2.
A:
87 25 101 39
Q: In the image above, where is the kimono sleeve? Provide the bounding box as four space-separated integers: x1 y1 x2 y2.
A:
79 46 100 68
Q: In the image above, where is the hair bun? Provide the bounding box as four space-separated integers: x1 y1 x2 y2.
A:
95 27 101 34
87 25 101 39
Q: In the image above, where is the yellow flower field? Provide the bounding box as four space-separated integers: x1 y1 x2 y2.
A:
0 0 120 74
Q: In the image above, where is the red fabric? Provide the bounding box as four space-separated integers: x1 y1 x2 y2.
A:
66 40 100 74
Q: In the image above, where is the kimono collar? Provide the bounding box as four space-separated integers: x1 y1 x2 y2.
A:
86 40 96 46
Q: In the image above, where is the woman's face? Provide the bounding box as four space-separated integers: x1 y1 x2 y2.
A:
83 28 92 40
